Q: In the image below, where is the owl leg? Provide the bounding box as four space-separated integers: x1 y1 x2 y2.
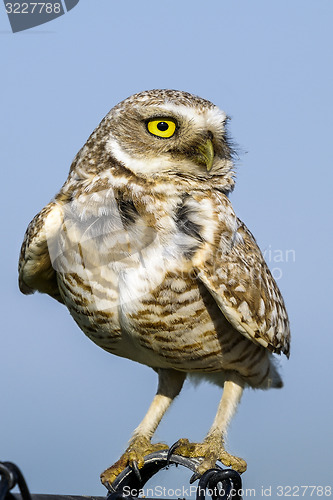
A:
101 368 186 487
170 376 247 475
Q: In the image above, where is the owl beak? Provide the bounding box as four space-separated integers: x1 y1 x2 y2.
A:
194 139 214 171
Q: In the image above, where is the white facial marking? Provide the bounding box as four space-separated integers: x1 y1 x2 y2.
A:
157 103 226 131
105 136 176 175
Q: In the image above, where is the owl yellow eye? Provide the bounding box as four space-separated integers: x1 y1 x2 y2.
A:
147 119 176 138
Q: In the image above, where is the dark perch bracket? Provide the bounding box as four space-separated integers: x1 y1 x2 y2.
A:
1 453 243 500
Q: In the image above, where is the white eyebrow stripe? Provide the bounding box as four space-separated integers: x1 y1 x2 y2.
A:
154 103 227 130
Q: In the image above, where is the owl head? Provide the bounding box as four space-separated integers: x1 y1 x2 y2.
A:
73 89 235 193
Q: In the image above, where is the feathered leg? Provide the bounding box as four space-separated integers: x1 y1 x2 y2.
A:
101 368 185 486
170 376 247 474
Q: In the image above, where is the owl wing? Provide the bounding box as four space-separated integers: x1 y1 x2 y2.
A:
18 201 64 303
197 220 290 357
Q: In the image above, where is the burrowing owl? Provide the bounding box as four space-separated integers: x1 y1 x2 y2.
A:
18 89 290 485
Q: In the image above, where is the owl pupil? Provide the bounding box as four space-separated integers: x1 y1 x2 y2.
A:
157 122 169 131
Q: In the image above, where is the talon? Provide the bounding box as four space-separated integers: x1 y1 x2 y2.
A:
190 472 201 484
101 439 169 487
131 460 142 482
166 439 183 465
164 437 247 477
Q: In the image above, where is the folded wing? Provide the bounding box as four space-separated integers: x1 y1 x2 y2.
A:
197 220 290 357
18 202 64 303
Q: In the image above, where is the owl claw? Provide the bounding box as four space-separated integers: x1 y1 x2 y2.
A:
101 438 169 487
130 460 142 482
165 437 247 475
190 472 201 483
166 439 183 466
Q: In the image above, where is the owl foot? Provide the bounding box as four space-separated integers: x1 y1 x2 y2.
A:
100 436 168 487
168 437 247 476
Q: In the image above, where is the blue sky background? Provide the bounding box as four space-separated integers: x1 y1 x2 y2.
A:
1 1 332 496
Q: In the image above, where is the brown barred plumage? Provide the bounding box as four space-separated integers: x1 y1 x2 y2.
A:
18 89 290 485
